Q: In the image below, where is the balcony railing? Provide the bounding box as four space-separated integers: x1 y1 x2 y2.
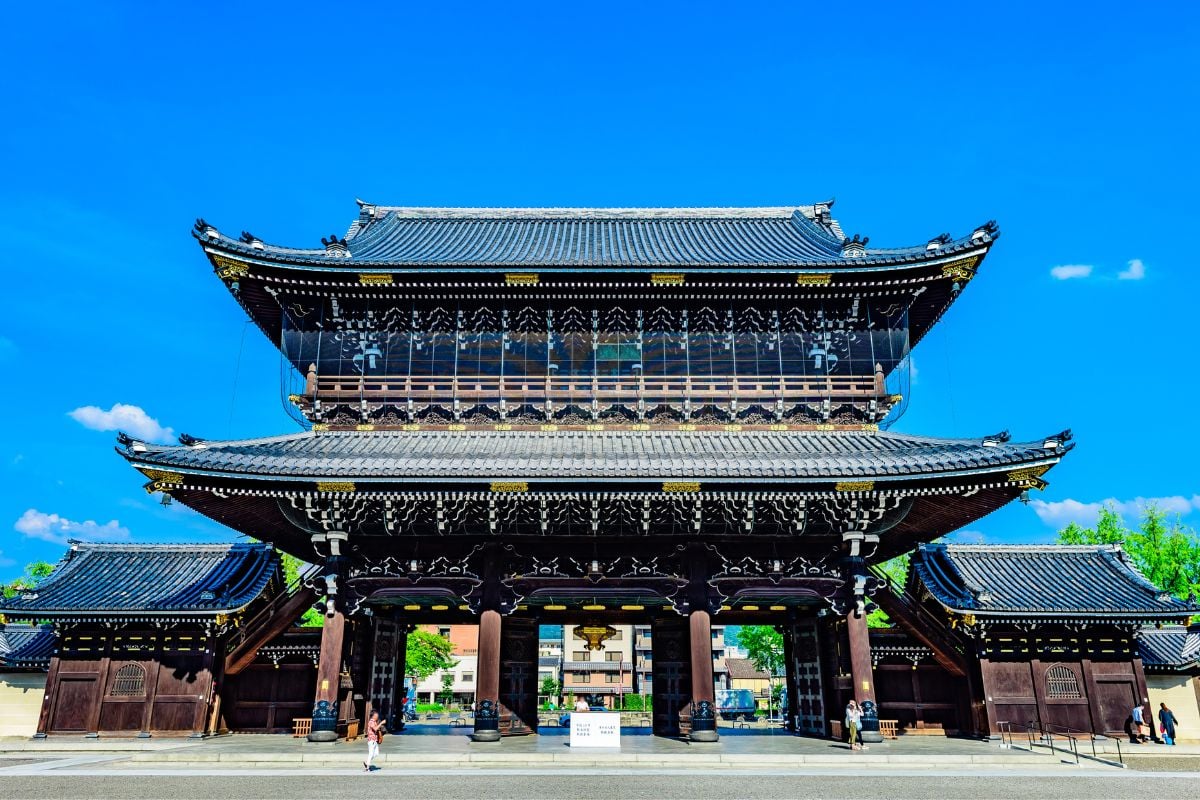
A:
563 661 634 671
307 372 888 407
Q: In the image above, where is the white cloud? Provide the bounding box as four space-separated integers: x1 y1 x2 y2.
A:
944 529 986 544
68 403 174 443
1030 495 1200 529
14 509 131 546
1050 264 1093 280
1118 258 1146 280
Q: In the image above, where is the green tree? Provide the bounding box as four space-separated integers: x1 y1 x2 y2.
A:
2 561 55 599
1056 504 1200 599
867 554 910 628
736 626 783 675
438 671 455 705
405 629 458 682
279 552 323 627
539 675 561 699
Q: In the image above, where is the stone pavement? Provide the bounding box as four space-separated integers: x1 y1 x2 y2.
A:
0 729 1131 773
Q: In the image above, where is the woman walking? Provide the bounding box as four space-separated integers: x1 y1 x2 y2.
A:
845 700 863 751
364 710 382 772
1159 703 1178 745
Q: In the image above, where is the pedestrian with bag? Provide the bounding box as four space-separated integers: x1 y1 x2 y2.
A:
845 700 864 751
1131 703 1149 743
364 710 383 772
1159 703 1178 746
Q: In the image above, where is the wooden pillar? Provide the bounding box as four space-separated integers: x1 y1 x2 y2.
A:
34 655 63 737
688 609 718 742
846 609 881 743
307 607 345 742
471 608 503 742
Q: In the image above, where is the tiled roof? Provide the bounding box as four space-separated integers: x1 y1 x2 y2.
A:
0 543 278 618
1137 627 1200 670
726 657 770 681
122 429 1063 483
911 544 1200 620
0 624 54 669
196 204 995 270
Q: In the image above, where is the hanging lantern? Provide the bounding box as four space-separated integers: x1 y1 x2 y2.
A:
573 623 617 652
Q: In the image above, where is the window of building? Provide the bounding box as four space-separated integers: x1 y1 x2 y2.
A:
1045 665 1082 699
573 651 590 661
610 630 622 641
462 672 474 683
573 672 591 683
606 673 620 683
438 627 451 639
110 663 147 697
606 651 622 662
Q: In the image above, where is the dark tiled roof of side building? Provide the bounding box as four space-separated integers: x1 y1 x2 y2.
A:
0 624 55 669
121 429 1067 482
1137 626 1200 670
0 542 278 619
910 543 1200 621
725 657 770 681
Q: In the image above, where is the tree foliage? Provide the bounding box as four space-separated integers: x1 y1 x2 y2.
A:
1057 504 1200 599
278 552 324 627
405 629 458 682
2 561 55 599
540 676 561 698
736 625 783 675
867 554 910 628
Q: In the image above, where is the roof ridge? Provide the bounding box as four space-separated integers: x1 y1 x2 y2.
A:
364 206 821 220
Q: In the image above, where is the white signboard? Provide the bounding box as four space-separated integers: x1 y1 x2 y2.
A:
569 712 621 748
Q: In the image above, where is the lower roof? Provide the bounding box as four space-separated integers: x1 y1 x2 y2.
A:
1138 627 1200 670
0 543 279 619
123 428 1064 483
0 624 54 669
911 544 1199 621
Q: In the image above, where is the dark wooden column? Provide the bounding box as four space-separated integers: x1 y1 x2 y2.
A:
307 607 345 742
846 609 882 742
688 609 718 742
471 608 503 742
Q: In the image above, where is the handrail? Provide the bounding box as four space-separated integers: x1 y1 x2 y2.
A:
999 719 1123 767
225 564 321 655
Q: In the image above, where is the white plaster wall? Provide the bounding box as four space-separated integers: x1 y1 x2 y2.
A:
1147 674 1200 742
0 672 46 738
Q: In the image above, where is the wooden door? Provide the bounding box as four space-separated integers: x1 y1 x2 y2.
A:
51 677 98 733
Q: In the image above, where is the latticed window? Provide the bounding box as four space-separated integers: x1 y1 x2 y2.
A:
110 664 147 696
1045 665 1081 699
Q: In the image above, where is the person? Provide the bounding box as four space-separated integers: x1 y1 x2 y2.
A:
364 711 382 772
1131 704 1148 743
1159 703 1178 746
574 696 590 713
845 700 863 751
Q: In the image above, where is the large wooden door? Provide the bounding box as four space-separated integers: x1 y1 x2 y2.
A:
788 621 825 735
51 677 98 733
650 616 691 737
499 618 538 733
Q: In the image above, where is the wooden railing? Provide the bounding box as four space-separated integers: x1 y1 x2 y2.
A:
308 373 888 405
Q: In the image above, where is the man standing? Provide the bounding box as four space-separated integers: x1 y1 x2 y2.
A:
1131 704 1148 743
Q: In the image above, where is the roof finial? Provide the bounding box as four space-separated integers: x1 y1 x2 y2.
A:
320 234 350 258
841 233 869 258
971 220 999 242
240 231 265 250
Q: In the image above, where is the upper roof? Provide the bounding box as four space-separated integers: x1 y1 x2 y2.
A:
0 543 279 619
1137 626 1200 670
121 428 1065 483
0 624 54 669
911 543 1200 621
195 202 997 271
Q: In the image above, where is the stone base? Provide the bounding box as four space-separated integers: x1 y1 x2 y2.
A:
859 731 883 744
307 730 338 743
689 730 719 743
470 730 502 743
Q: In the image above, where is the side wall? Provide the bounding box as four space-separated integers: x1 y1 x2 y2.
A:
0 672 47 737
1146 674 1200 742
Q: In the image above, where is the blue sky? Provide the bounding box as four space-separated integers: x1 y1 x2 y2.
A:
2 2 1198 575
